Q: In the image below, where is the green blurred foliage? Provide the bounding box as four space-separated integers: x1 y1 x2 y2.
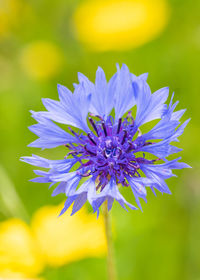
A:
0 0 200 279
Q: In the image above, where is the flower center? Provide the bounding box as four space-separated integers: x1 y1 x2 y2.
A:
66 114 153 189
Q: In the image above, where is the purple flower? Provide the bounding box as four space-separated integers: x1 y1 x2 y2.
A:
21 64 190 216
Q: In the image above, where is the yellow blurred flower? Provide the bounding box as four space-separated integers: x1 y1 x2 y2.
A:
0 0 30 38
20 41 62 80
73 0 170 51
0 204 106 278
0 0 19 37
31 203 106 267
0 219 44 279
0 271 42 280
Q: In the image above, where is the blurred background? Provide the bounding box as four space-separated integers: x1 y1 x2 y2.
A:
0 0 200 279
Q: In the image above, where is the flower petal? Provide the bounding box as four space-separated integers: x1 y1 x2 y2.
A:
126 176 150 210
170 118 191 142
28 116 76 149
50 171 81 196
92 177 137 214
136 139 182 158
57 83 91 131
133 79 169 127
59 177 96 216
142 119 179 141
31 83 91 132
114 64 136 121
21 154 76 172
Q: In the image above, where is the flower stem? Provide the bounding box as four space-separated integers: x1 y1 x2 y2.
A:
103 201 117 280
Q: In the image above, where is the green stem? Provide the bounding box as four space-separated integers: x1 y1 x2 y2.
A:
103 201 117 280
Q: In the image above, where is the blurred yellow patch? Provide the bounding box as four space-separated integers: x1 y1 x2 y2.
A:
0 271 42 280
20 41 62 80
0 219 44 278
73 0 170 51
31 203 106 267
0 205 106 278
0 0 30 38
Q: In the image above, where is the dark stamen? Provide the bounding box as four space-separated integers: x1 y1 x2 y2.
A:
89 118 99 136
116 147 122 159
97 163 108 168
96 115 104 121
68 127 84 142
68 127 76 135
152 158 161 162
128 162 140 169
126 141 133 152
84 145 96 156
68 127 81 139
102 121 107 136
87 133 97 145
117 118 122 134
103 148 107 158
67 151 78 155
121 129 128 144
100 183 107 192
144 141 153 146
135 170 141 177
80 172 92 177
96 182 101 191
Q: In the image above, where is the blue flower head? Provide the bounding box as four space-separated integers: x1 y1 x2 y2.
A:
21 64 190 216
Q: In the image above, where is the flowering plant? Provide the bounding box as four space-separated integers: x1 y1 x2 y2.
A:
21 64 190 217
21 64 190 280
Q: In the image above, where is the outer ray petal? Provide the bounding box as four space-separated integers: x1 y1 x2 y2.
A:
169 118 191 142
59 177 97 216
31 84 91 132
140 117 179 141
28 116 76 149
114 64 136 121
140 158 191 194
133 79 169 127
57 83 91 131
92 178 137 214
136 139 182 159
126 176 151 210
79 68 116 118
20 154 76 172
